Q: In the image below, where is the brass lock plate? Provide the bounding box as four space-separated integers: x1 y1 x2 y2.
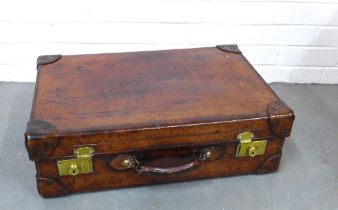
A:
57 147 95 176
235 132 267 158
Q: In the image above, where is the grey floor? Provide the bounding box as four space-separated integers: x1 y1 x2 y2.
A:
0 82 337 210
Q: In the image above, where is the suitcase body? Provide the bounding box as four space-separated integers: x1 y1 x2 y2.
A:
25 45 294 198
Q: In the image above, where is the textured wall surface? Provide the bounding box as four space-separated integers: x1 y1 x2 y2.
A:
0 0 338 83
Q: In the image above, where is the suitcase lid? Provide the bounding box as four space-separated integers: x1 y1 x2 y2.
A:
25 45 294 161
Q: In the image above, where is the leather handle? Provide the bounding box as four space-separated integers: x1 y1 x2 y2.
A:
136 160 200 175
110 147 224 175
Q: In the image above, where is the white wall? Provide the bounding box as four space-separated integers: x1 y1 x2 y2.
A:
1 0 338 83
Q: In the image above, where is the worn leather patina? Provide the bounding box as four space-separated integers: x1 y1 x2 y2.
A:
25 45 295 198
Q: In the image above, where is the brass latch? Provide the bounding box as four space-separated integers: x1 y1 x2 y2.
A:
57 147 95 176
235 132 267 158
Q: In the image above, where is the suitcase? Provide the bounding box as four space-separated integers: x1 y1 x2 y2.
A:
25 45 295 198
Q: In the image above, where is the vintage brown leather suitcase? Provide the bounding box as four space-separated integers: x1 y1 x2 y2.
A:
25 45 295 198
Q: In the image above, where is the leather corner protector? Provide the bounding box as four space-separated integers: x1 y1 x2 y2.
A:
256 154 281 174
37 54 62 69
267 100 295 137
25 120 58 161
216 45 241 54
36 175 69 198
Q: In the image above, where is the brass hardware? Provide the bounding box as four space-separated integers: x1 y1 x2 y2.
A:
122 159 134 168
199 147 224 161
247 145 257 157
68 163 80 176
236 132 267 158
199 148 213 161
57 147 95 176
110 155 137 170
205 150 212 158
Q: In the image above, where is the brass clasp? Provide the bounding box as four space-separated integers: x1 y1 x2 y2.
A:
235 132 267 158
57 147 95 176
